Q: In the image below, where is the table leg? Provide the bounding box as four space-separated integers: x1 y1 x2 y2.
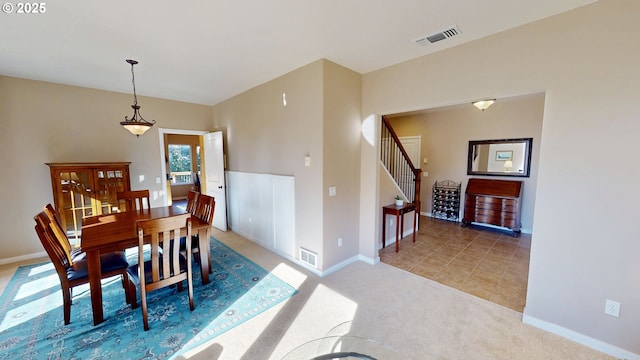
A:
412 210 417 243
86 249 104 325
382 212 387 248
400 212 405 240
198 227 211 285
395 213 400 252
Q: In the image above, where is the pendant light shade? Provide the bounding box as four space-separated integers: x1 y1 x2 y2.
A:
120 59 155 136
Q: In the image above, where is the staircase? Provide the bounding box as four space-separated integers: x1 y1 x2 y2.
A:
381 115 422 213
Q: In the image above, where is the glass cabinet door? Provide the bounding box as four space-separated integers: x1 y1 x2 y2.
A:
48 163 131 246
57 170 94 245
94 168 129 214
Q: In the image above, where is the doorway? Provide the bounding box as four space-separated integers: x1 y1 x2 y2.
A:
158 128 228 231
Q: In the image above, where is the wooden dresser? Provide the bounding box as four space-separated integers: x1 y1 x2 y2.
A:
462 178 523 236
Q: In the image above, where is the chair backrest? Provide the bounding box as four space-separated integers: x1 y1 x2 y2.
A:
186 191 199 214
194 194 215 225
43 204 74 259
34 211 72 272
44 203 63 231
136 213 192 289
117 190 151 211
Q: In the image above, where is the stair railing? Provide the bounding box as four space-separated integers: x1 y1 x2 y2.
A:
380 116 422 211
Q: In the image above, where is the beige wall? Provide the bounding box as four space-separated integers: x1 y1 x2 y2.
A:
388 93 544 233
212 59 363 271
321 61 362 268
212 61 326 267
362 0 639 356
0 75 212 260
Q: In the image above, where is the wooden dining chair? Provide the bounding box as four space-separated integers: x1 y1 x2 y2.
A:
126 213 194 331
189 193 215 267
43 204 83 259
34 211 130 325
117 190 151 211
186 190 199 215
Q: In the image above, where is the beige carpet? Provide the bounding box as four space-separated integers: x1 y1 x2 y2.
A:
176 230 613 360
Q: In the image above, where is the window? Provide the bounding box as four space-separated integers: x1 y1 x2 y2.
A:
168 144 193 184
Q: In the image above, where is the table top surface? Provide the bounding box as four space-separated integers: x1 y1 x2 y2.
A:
382 202 417 211
81 205 208 251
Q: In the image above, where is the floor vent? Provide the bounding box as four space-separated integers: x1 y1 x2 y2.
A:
415 26 461 46
299 248 317 268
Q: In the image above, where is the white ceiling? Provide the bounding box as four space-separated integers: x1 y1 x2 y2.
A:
1 0 596 105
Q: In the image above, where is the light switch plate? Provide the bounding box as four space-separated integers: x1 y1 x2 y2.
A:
329 186 337 197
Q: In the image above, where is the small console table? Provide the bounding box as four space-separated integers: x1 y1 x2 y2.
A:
382 202 417 252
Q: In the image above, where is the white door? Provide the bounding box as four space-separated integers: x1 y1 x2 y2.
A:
203 131 227 231
399 136 421 167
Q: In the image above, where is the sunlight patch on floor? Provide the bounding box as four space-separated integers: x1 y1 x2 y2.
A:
270 262 307 289
26 262 54 276
0 291 61 332
15 273 58 300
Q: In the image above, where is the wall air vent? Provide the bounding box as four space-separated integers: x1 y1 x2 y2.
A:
299 248 318 268
415 26 461 46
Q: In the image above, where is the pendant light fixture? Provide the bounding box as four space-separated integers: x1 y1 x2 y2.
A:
120 59 155 136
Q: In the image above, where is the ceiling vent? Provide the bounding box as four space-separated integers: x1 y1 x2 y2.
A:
415 26 461 46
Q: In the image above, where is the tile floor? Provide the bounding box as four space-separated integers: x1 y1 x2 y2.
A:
379 216 530 312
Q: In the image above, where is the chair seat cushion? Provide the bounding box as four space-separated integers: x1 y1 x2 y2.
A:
67 251 129 281
126 254 188 285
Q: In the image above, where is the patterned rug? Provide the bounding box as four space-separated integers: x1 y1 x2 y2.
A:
0 238 297 359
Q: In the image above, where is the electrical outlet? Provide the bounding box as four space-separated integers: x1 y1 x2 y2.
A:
604 299 621 317
337 237 343 247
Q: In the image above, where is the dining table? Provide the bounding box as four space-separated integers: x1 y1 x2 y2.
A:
81 205 211 325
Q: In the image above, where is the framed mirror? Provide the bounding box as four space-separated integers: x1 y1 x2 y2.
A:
467 138 533 177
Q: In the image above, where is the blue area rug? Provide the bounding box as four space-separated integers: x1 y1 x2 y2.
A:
0 238 297 359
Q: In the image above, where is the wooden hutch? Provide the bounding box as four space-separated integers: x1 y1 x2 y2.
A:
47 162 131 245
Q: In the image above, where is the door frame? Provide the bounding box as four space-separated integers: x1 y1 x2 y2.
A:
158 128 210 206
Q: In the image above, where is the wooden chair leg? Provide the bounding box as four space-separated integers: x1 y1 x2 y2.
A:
141 289 149 331
122 274 131 304
187 274 194 311
128 280 138 309
62 287 72 325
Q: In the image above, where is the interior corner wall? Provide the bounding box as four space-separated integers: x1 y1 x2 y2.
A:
211 60 326 269
321 60 363 269
361 0 640 356
0 75 212 261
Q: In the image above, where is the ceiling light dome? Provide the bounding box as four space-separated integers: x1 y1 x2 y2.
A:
472 99 496 111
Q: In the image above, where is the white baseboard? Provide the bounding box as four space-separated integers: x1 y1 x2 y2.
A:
522 312 639 360
0 251 47 266
319 255 360 277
